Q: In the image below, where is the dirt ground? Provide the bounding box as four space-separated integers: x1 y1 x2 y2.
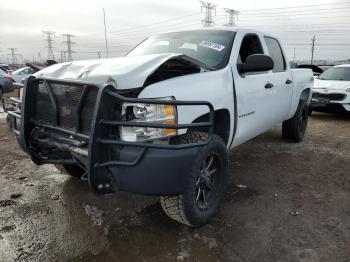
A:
0 106 349 262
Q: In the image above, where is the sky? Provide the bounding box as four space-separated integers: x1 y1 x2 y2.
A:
1 0 349 63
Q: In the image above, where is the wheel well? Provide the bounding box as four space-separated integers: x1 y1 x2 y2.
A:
300 88 311 102
191 109 231 144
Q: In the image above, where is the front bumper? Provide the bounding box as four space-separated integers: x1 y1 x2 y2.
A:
310 92 350 113
18 76 214 195
2 83 22 135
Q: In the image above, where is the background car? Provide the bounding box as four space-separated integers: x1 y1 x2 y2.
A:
0 68 14 97
310 64 350 114
11 66 35 83
0 64 13 74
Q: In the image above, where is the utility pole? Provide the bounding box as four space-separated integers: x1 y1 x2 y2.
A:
293 48 296 62
7 48 19 64
223 8 239 26
42 31 55 61
200 1 217 27
103 8 109 58
62 34 75 61
310 35 316 65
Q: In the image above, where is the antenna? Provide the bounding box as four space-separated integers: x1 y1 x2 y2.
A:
223 8 239 26
103 8 109 58
200 1 217 27
7 48 20 64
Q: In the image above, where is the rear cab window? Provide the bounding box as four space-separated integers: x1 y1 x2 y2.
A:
264 37 286 73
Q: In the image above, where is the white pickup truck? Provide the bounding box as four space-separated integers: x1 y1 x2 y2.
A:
15 28 313 227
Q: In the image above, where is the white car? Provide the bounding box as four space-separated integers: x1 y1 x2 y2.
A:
311 64 350 114
14 28 313 226
11 67 35 83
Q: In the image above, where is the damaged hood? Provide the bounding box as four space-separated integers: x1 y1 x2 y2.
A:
34 53 182 89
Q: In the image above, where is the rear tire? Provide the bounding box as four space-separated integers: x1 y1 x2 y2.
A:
55 164 86 178
282 100 309 142
160 131 228 227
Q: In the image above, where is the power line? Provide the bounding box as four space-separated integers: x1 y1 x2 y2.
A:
237 13 350 21
62 34 75 61
285 43 350 46
200 1 217 27
42 30 55 61
108 12 200 34
239 6 350 16
239 1 350 12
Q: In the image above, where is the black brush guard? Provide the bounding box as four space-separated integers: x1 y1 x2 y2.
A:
19 76 214 195
2 83 22 135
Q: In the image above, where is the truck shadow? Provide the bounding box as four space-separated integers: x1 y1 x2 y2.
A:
310 112 350 121
59 166 247 261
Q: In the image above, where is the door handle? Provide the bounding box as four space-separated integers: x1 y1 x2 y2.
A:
286 79 293 84
265 83 274 89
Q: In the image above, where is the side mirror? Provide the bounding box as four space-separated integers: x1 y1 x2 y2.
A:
237 54 274 74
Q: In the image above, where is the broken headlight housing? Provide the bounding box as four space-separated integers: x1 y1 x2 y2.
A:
120 97 177 142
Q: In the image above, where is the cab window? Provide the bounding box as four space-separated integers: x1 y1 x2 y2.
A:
264 37 286 72
238 34 264 64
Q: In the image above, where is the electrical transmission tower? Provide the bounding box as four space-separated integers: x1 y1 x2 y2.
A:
62 34 75 61
200 1 217 27
7 48 20 64
42 31 55 61
223 8 239 26
310 35 316 65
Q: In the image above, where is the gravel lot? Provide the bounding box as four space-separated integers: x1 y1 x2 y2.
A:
0 107 349 262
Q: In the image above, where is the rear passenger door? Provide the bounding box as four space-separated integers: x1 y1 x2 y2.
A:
263 36 293 123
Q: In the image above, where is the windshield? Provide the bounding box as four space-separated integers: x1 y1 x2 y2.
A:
319 67 350 81
127 30 235 70
0 68 6 75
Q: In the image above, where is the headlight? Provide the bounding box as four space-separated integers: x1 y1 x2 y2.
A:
120 97 177 142
346 88 350 92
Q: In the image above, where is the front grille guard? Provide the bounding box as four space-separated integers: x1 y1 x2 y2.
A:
2 83 23 135
21 77 214 193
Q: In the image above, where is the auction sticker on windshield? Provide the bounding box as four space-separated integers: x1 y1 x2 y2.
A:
199 41 225 52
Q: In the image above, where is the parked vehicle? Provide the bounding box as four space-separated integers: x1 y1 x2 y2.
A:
310 64 350 114
11 67 35 83
9 65 19 71
0 68 14 97
13 28 313 226
0 64 13 74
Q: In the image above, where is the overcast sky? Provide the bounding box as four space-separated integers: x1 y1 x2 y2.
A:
1 0 349 63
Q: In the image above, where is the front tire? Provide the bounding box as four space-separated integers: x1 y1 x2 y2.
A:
282 100 309 142
160 132 228 227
